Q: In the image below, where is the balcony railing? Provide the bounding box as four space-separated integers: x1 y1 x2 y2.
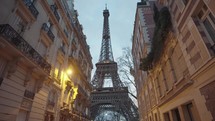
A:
0 24 51 74
42 23 55 41
23 0 39 18
50 4 60 22
24 90 35 99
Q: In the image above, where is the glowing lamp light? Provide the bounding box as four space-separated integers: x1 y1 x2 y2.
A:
67 69 72 75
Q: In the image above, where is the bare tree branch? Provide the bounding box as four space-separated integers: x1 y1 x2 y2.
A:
117 47 137 102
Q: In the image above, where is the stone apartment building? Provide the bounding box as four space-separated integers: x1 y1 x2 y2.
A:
132 0 215 121
132 0 158 120
0 0 93 121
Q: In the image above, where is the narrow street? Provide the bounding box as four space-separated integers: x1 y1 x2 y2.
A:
0 0 215 121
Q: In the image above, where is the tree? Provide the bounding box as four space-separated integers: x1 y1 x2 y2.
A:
140 6 172 71
117 47 137 100
153 3 159 24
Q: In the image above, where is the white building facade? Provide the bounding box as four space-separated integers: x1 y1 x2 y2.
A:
0 0 92 121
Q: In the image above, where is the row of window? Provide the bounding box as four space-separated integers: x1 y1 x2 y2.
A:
152 43 187 98
154 1 215 98
17 0 90 81
163 102 198 121
145 102 197 121
197 4 215 46
171 0 215 52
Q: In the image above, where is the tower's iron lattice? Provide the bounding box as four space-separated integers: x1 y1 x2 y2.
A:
90 7 139 121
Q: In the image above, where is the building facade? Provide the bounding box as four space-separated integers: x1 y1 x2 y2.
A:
0 0 93 121
132 0 215 121
132 0 157 120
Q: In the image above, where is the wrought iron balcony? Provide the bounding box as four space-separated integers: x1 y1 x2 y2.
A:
0 24 51 74
42 23 55 41
23 0 39 18
24 90 35 99
50 4 60 22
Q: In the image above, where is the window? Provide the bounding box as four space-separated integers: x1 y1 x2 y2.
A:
158 71 166 96
24 0 35 5
24 79 36 100
26 78 36 92
0 58 7 86
16 110 29 121
54 62 62 80
149 116 152 121
44 113 54 121
197 4 215 44
63 87 69 103
50 3 60 21
209 13 215 24
79 52 83 63
64 29 69 38
60 42 66 54
164 112 170 121
203 18 215 43
10 12 28 34
183 103 196 121
47 0 54 5
38 41 48 58
154 113 158 121
172 108 181 121
171 44 187 82
0 77 3 86
155 78 162 97
45 21 53 30
48 91 56 103
182 0 189 5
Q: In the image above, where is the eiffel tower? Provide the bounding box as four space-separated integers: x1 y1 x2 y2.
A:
90 6 139 121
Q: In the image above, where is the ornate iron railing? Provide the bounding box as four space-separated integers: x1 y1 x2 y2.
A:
50 4 60 22
23 0 39 18
42 23 55 41
24 90 35 99
0 24 51 74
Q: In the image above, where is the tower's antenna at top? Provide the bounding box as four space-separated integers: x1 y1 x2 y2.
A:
105 3 107 9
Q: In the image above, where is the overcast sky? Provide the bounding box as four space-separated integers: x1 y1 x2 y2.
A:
74 0 139 75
